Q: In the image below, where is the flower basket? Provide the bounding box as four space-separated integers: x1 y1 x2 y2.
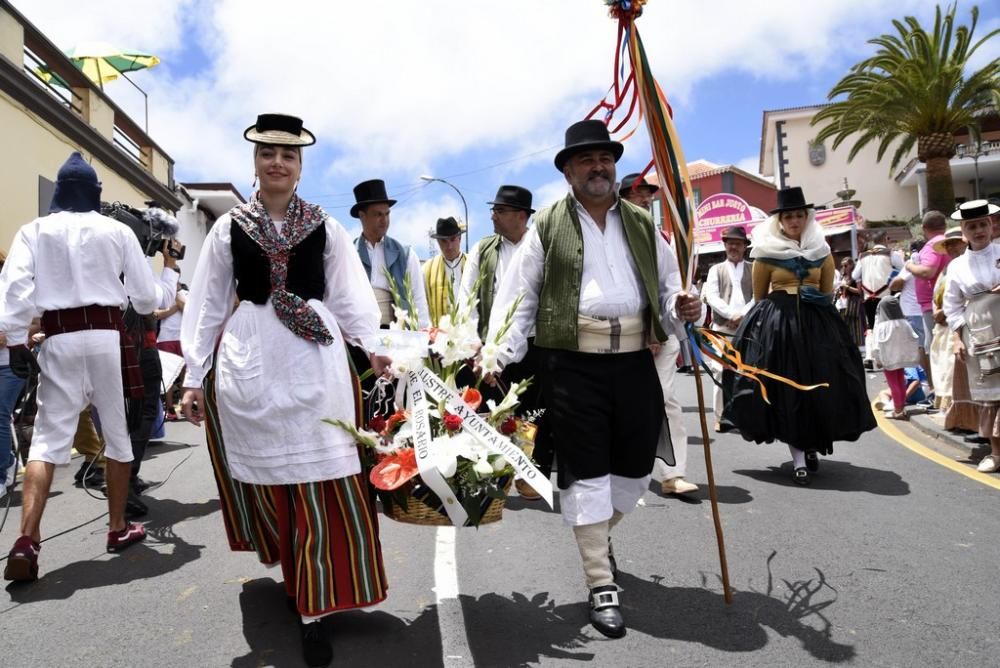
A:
327 274 552 528
384 475 512 527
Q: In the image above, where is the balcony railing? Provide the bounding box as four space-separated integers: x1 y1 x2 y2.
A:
22 46 82 115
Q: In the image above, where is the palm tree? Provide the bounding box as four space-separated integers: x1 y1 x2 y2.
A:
812 4 1000 213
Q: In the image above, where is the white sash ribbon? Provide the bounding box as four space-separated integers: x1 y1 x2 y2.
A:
407 375 469 526
410 367 555 510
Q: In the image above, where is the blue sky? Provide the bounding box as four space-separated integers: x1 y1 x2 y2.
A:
15 0 1000 257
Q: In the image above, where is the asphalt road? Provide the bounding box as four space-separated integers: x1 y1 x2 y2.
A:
2 370 999 668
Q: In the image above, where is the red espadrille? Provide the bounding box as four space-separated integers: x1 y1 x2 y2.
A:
4 535 40 582
106 522 146 553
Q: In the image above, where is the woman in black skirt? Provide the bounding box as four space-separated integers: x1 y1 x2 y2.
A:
721 187 876 485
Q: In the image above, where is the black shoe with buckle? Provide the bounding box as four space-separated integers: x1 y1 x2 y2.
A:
793 467 810 486
805 452 819 472
588 585 626 638
300 620 333 667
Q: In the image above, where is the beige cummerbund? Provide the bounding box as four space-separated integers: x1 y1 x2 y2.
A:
374 288 395 326
577 313 647 354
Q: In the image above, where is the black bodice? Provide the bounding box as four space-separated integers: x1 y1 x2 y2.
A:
230 220 326 304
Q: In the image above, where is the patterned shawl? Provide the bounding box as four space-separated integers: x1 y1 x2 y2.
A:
229 192 334 344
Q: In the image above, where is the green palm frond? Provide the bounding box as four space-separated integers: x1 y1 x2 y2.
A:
811 3 1000 173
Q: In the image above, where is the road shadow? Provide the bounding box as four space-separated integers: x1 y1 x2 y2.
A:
143 440 199 458
456 554 853 666
232 577 445 668
230 551 853 667
649 480 754 505
0 488 63 509
504 492 561 515
732 460 910 496
623 551 856 663
4 497 217 602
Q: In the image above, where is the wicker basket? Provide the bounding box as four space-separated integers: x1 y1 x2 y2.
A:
384 476 512 527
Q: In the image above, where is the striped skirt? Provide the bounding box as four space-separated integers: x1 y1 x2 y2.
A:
203 368 387 616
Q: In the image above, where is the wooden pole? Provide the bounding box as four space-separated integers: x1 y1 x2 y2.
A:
688 342 733 604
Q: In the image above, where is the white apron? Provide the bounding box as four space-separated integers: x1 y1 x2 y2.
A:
214 298 360 485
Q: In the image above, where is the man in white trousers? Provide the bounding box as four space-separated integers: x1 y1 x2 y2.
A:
0 153 173 582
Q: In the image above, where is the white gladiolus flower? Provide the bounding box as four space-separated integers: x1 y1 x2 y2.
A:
473 457 494 477
489 382 521 416
479 342 501 375
491 456 508 472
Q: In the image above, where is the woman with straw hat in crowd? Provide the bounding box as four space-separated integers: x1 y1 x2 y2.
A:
943 199 1000 473
180 114 390 667
927 227 978 433
720 187 876 485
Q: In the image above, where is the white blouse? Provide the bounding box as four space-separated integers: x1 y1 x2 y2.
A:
488 196 694 364
943 243 1000 332
182 214 380 388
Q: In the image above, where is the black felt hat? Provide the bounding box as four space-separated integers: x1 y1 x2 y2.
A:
720 226 750 244
554 120 624 171
487 185 535 214
430 216 463 239
350 179 397 218
618 172 659 196
770 186 813 214
243 113 315 146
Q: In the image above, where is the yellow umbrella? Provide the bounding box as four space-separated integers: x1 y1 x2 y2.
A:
63 41 160 88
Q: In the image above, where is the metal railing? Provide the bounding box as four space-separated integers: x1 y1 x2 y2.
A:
113 125 144 165
22 47 82 115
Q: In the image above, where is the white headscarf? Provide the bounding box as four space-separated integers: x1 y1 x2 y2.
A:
749 209 830 262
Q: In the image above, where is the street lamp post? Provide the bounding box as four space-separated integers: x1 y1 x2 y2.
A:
420 175 470 254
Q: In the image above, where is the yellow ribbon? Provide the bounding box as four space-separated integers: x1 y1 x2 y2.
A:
697 328 829 405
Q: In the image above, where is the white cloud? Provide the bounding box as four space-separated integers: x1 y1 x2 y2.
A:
13 0 962 215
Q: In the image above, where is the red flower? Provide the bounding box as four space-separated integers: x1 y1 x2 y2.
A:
368 415 387 433
500 416 518 435
443 413 463 431
461 387 482 410
385 410 408 434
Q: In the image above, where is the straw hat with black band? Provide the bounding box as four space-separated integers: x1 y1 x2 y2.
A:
951 199 1000 222
243 113 316 146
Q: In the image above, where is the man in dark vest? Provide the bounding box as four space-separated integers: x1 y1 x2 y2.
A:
484 120 703 638
703 225 753 433
462 185 551 499
351 179 429 329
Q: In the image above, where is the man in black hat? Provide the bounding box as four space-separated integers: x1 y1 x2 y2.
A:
619 172 659 211
351 179 429 329
0 152 174 581
702 225 754 434
484 120 703 638
463 185 552 499
422 216 466 327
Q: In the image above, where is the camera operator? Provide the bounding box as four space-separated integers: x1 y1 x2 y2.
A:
0 152 174 581
123 238 180 518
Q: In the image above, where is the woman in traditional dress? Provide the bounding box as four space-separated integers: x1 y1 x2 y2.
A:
929 229 979 431
837 256 866 350
180 114 389 667
942 200 1000 473
721 187 876 485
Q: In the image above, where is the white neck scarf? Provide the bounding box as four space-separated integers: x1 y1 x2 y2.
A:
749 210 830 262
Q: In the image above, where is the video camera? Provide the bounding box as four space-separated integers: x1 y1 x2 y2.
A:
101 201 185 260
